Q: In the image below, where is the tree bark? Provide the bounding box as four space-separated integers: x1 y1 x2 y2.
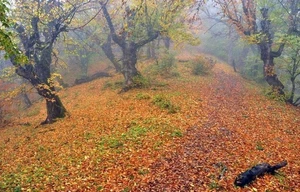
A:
259 8 285 94
121 43 140 90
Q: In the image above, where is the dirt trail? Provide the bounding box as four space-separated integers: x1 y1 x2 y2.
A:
135 65 299 191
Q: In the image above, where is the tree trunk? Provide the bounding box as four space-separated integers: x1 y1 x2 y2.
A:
259 8 285 95
260 40 285 93
147 41 156 59
261 55 284 94
101 34 121 72
147 43 152 59
287 57 300 105
121 44 140 91
238 46 250 68
163 37 171 50
79 49 89 77
227 27 234 65
232 60 237 72
288 77 296 103
44 94 66 124
151 41 156 58
15 63 67 124
35 44 67 123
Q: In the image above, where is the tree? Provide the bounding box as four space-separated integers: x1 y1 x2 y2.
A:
1 0 91 124
100 0 200 91
100 0 159 91
213 0 299 96
281 35 300 105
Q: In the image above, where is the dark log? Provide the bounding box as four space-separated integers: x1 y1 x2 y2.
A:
234 160 287 187
74 72 111 85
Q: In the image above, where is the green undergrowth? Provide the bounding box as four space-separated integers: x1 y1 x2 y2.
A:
152 94 180 113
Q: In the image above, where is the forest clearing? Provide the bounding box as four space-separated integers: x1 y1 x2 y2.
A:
1 52 300 191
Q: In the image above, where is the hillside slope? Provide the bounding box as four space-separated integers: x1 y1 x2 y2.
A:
0 56 299 191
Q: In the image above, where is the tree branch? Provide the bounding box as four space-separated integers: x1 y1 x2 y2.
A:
271 43 285 57
136 31 159 48
100 1 125 48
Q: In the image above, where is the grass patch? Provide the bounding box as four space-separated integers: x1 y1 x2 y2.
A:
84 132 94 141
137 168 149 175
135 93 151 100
97 125 148 152
152 94 179 113
208 174 223 190
263 87 286 102
132 75 151 88
125 126 148 139
153 141 163 150
275 172 286 185
108 138 124 149
102 80 123 90
0 165 48 192
171 129 183 138
0 172 21 192
255 141 264 151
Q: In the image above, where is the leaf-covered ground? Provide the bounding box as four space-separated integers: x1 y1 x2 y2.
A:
0 54 300 191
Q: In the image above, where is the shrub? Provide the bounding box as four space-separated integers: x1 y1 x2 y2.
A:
132 75 151 88
158 53 176 72
151 53 179 78
190 56 214 75
263 87 286 102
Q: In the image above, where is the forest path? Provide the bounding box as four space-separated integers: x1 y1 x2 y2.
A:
134 64 300 191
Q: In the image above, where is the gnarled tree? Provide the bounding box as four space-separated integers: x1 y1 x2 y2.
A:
100 0 200 91
5 0 91 124
213 0 299 96
100 1 159 91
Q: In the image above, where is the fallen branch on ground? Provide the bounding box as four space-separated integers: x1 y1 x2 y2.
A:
234 160 287 187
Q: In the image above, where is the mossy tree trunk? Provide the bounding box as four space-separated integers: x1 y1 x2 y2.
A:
101 2 158 91
12 14 67 124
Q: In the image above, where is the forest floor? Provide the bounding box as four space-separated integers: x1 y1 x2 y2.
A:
0 52 300 191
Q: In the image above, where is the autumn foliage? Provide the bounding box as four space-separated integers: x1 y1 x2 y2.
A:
0 52 300 191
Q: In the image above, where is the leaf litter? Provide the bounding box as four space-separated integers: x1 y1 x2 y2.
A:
0 57 299 191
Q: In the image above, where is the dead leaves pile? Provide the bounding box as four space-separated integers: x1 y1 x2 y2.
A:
0 59 300 191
